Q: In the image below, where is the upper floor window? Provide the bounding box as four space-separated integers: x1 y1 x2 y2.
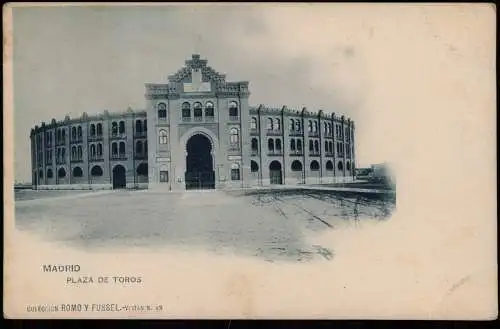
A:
119 121 125 134
119 142 126 155
296 120 301 132
136 140 143 154
71 127 77 140
205 102 214 117
229 101 238 117
289 119 295 131
136 120 143 134
193 102 203 118
159 130 168 145
297 139 302 151
309 140 314 151
229 128 239 145
275 119 281 131
250 117 257 130
97 143 103 156
313 121 318 133
308 120 313 132
290 139 296 151
111 122 118 136
111 142 118 155
251 138 259 151
275 138 282 151
97 123 103 136
77 126 82 138
158 103 167 119
314 140 319 152
268 138 274 151
182 102 191 118
267 118 273 130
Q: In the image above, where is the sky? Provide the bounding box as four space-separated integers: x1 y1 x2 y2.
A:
8 4 495 182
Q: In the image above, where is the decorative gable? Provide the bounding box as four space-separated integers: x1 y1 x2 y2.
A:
168 54 227 92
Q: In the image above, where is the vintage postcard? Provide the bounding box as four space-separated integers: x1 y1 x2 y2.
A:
3 3 497 319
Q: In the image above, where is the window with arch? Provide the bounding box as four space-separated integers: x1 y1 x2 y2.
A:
111 122 118 135
314 121 318 133
297 139 303 152
268 138 274 151
57 129 62 142
291 160 303 172
77 146 82 160
296 120 301 132
314 140 319 152
251 138 259 151
119 121 125 134
231 163 241 181
329 141 333 153
158 103 167 119
97 123 103 136
61 148 65 160
346 162 351 171
250 160 259 172
73 167 83 177
71 146 77 159
71 127 77 140
275 138 282 151
275 119 281 131
250 117 258 130
193 102 202 119
77 126 82 138
309 140 314 151
310 160 320 171
267 118 273 130
328 123 332 135
229 128 239 145
61 129 66 142
111 142 118 155
58 167 66 178
308 120 313 132
324 122 327 134
289 119 295 131
90 144 96 158
290 139 296 151
136 140 143 154
229 101 238 117
47 168 53 178
205 102 214 117
91 165 103 177
326 160 334 171
136 120 143 134
159 130 168 145
97 143 103 156
325 141 328 152
119 142 126 155
182 102 191 119
338 161 344 171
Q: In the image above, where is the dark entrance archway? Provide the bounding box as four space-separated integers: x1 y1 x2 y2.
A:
185 134 215 190
112 165 126 189
269 160 283 185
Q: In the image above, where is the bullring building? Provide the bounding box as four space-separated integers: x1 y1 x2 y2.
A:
30 54 356 191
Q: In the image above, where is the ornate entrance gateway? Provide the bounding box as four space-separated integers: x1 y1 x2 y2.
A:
185 134 215 190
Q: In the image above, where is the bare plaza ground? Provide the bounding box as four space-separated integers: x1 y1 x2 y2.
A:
14 187 396 263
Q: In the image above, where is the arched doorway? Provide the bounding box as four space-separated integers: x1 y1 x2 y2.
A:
269 160 283 185
112 165 126 189
185 134 215 190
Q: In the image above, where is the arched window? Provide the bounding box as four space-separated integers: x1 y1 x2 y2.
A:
61 147 65 160
328 123 332 135
90 144 96 158
182 102 191 119
90 124 96 136
119 121 125 134
73 167 83 177
275 138 282 151
111 122 118 135
309 140 314 151
158 103 167 119
229 128 239 145
231 163 240 181
337 161 344 171
310 160 320 171
324 122 327 134
136 120 143 134
136 163 148 176
308 120 313 132
268 138 274 151
291 160 303 171
77 126 82 138
159 130 168 145
326 160 334 171
250 117 257 130
314 121 318 133
97 123 103 136
289 119 295 131
136 140 143 154
251 160 259 172
47 168 53 178
229 101 238 117
325 141 329 152
296 120 301 132
71 146 76 159
205 102 214 117
251 138 259 151
111 142 118 155
297 139 302 151
71 127 77 139
61 129 66 142
97 143 103 156
346 161 351 170
119 142 126 155
275 119 281 131
57 129 62 142
91 165 103 176
267 118 273 130
314 140 319 152
329 142 333 153
77 146 82 160
290 139 296 151
58 167 66 178
193 102 202 119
